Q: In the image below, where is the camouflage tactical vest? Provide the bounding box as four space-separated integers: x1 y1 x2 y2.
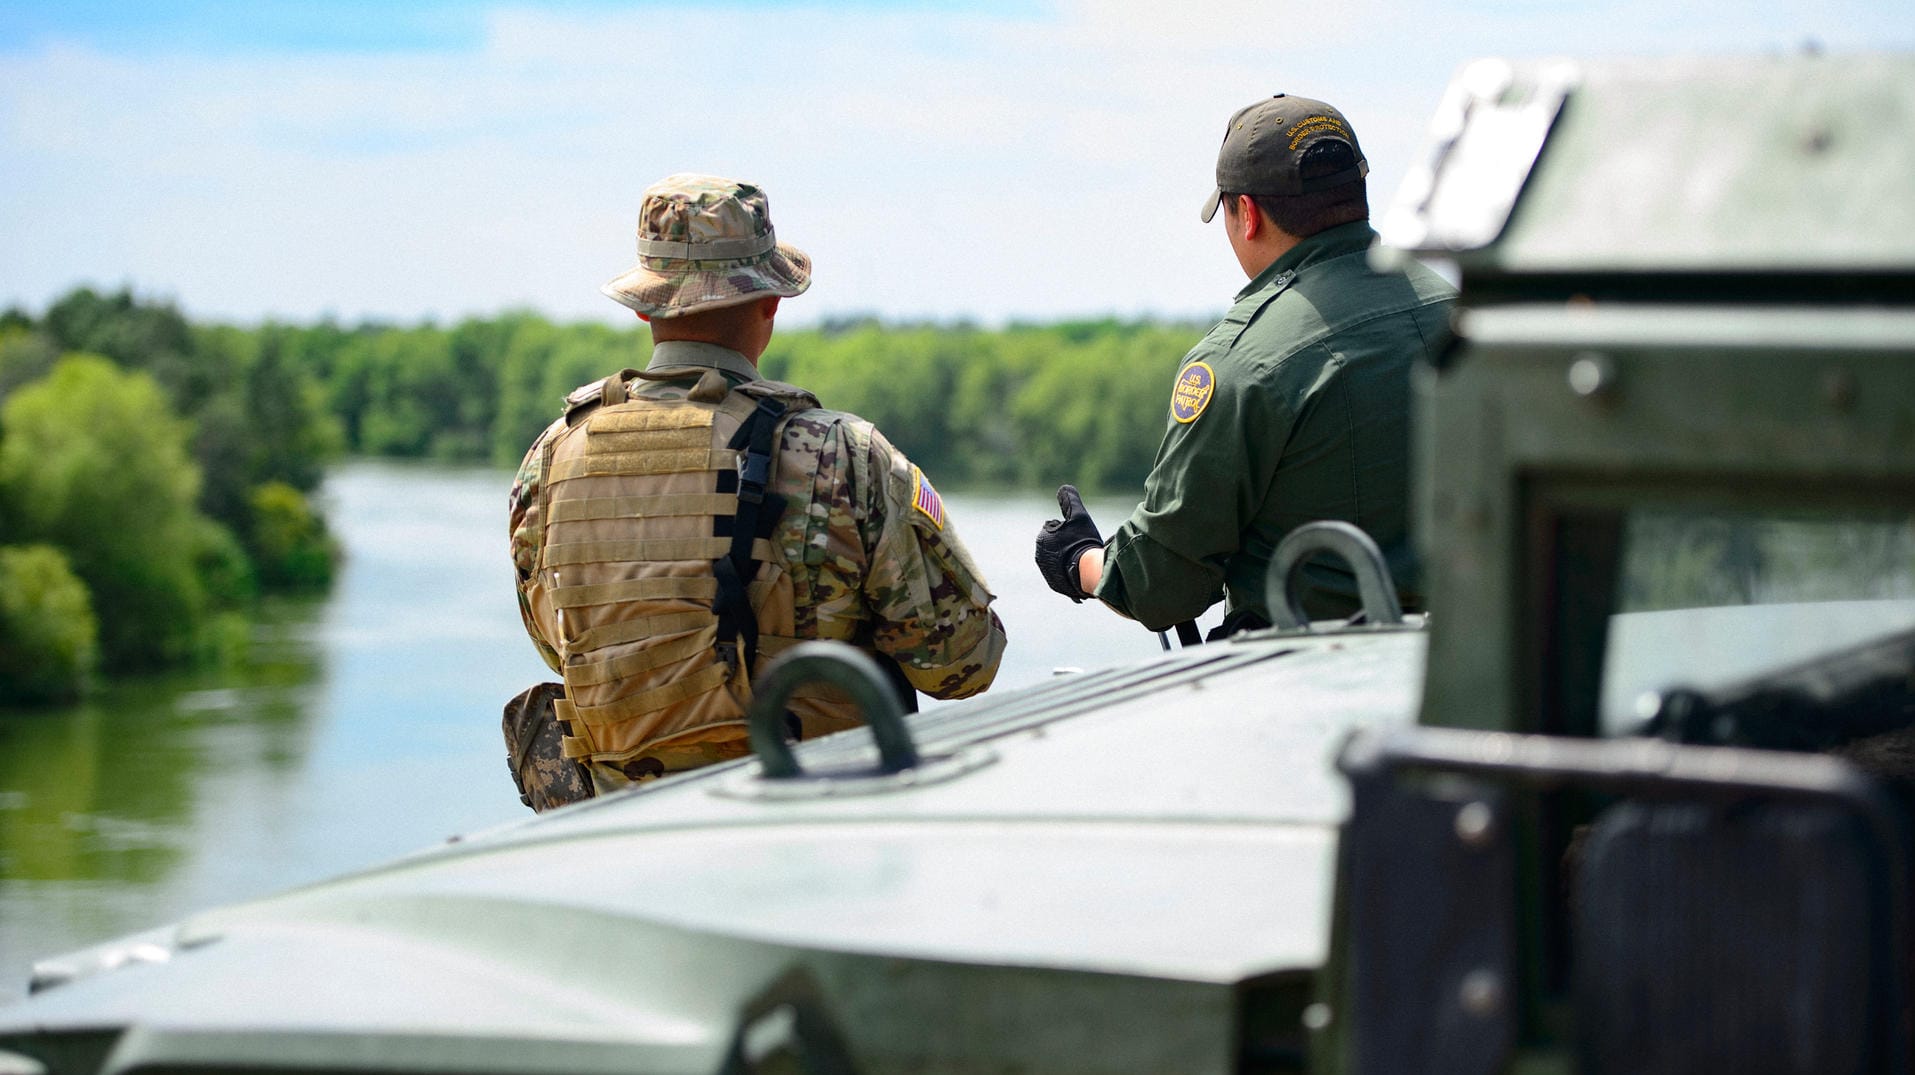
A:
530 366 858 769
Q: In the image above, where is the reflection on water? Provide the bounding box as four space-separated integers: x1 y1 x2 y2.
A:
0 613 319 883
0 602 325 1001
0 460 1171 1002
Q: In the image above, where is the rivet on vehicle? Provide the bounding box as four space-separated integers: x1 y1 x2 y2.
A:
1301 1003 1333 1031
741 1004 799 1064
1567 352 1616 402
1822 368 1857 412
1454 800 1496 847
1459 969 1503 1017
1465 501 1494 533
0 1048 49 1075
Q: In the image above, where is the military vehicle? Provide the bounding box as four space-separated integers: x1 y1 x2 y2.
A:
3 51 1912 1074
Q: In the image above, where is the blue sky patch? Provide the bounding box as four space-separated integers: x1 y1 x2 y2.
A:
0 0 1040 55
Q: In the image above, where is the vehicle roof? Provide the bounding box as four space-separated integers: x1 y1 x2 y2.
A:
6 629 1423 1063
1379 53 1915 275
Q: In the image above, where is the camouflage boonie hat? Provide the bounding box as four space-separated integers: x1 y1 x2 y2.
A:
601 174 812 318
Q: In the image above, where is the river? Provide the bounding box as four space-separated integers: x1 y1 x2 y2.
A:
0 460 1177 1002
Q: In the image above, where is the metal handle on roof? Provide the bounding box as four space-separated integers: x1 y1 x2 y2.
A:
747 641 918 778
1266 520 1405 630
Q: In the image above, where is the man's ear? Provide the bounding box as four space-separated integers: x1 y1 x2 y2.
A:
762 296 781 320
1236 194 1263 241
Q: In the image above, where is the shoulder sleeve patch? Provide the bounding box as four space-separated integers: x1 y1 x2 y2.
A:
1171 361 1216 424
910 466 945 530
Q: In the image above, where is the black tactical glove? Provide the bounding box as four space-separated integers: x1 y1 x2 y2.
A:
1035 484 1104 603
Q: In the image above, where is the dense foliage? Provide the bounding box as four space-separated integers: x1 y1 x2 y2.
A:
0 355 215 670
75 300 1203 491
0 545 98 705
0 290 344 700
764 319 1199 491
0 286 1212 699
267 309 1204 491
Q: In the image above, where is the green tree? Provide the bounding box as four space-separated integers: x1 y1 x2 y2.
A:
226 325 343 492
491 315 563 465
249 481 337 590
0 355 213 668
185 327 342 582
0 324 59 404
997 322 1189 491
42 287 213 409
0 544 99 705
492 318 648 466
762 326 961 476
446 314 516 460
339 325 466 458
26 292 342 586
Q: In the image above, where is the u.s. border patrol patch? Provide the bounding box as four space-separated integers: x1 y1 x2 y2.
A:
911 466 945 529
1171 361 1215 424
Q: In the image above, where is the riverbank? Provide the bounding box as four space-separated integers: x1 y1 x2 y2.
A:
0 460 1179 1002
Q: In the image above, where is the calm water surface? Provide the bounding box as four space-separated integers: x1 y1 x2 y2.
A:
0 460 1179 1001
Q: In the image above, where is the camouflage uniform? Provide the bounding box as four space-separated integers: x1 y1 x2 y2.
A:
510 340 1006 787
600 174 812 319
505 173 1004 800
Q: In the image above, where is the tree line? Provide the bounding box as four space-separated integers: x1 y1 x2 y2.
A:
1 287 1211 703
0 289 341 703
294 307 1206 490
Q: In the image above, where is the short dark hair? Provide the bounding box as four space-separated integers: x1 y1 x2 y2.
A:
1227 142 1369 237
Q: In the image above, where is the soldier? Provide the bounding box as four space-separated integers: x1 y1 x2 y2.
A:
506 174 1006 807
1035 94 1456 637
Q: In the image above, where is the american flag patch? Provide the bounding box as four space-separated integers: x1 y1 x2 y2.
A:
910 466 945 530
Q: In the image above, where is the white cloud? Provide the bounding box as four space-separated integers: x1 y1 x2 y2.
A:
0 1 1908 327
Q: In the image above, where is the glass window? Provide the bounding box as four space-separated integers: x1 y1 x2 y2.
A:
1600 510 1915 735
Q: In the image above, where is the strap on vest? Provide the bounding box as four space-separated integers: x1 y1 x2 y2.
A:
551 574 718 611
712 396 790 672
562 368 641 423
565 661 736 726
545 536 775 570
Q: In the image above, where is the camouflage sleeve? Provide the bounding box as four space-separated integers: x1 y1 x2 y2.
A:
509 418 566 673
773 412 872 640
857 427 1007 699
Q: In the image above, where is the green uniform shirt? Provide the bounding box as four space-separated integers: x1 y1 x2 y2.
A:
1096 221 1457 631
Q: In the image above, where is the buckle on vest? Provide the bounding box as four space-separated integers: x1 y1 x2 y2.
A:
739 451 772 492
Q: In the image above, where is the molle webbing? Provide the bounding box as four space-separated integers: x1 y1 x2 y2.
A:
547 492 739 525
562 626 717 688
560 575 787 690
564 661 735 727
550 575 717 611
568 609 725 654
549 449 739 482
543 536 775 569
588 407 710 433
537 374 819 764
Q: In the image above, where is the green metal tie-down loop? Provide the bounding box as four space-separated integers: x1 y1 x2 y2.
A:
1266 520 1405 630
746 641 919 778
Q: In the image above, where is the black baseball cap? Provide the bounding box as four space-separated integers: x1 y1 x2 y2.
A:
1200 94 1369 222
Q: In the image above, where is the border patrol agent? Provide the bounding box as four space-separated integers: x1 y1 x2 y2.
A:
1035 95 1456 636
507 174 1006 806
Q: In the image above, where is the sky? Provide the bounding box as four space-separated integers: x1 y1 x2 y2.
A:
1 0 1909 329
